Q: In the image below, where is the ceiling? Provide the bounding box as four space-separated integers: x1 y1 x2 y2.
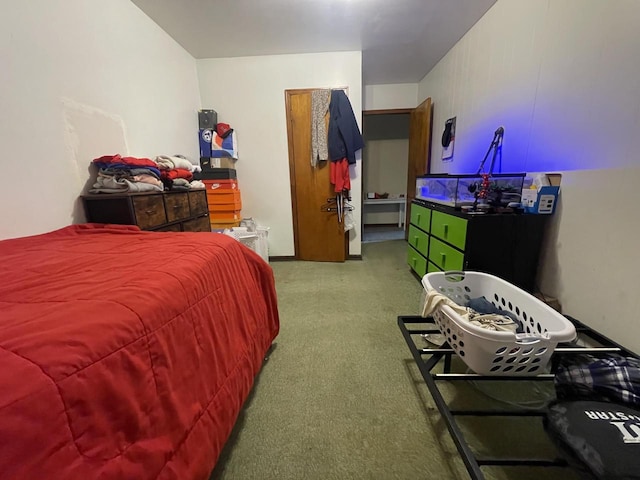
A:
131 0 496 85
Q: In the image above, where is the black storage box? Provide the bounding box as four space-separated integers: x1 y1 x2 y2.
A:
195 168 237 180
198 109 218 130
200 157 236 171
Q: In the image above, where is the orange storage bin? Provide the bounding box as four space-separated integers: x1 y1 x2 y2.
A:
208 200 242 211
209 210 241 222
206 189 242 205
203 179 238 191
210 220 241 230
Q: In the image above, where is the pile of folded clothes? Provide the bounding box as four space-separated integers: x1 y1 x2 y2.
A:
89 154 163 193
154 155 203 191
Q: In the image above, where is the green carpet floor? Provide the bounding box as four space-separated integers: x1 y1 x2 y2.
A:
210 240 577 480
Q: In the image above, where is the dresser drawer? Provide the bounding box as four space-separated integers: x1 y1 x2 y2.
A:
165 193 191 222
132 195 167 229
407 245 427 278
427 261 442 273
431 211 467 250
429 237 464 271
188 190 208 216
182 216 211 232
407 225 429 255
410 203 431 232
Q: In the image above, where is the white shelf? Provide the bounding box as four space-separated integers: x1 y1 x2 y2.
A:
362 198 407 228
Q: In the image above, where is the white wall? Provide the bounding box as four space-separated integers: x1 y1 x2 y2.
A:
537 166 640 351
362 139 409 226
363 140 408 195
419 0 640 175
363 114 409 225
364 84 418 111
197 52 363 256
416 0 640 351
0 0 201 239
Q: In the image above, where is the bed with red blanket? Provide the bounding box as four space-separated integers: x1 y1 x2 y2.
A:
0 224 279 479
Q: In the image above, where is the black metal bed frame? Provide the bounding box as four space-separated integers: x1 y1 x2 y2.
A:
398 314 636 480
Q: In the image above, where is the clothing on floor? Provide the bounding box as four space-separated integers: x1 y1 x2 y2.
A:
330 158 351 193
554 354 640 407
311 89 330 166
327 90 363 164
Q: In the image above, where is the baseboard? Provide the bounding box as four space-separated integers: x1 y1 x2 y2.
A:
270 255 362 261
363 223 402 227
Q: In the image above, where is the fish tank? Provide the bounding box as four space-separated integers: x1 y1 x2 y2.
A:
416 174 526 208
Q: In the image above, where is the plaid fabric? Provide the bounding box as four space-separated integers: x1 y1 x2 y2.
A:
555 354 640 407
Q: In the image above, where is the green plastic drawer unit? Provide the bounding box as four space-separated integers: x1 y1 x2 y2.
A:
408 225 429 255
407 246 427 277
430 211 467 250
410 203 431 232
427 261 442 273
429 237 464 271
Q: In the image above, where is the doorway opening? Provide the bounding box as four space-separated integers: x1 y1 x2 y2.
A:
362 110 410 243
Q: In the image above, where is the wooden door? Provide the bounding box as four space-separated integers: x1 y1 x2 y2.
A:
285 89 347 262
405 97 433 236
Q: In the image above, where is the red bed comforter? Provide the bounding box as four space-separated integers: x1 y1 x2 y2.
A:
0 224 279 479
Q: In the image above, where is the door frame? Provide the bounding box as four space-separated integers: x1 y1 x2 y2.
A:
361 107 422 237
284 89 308 258
285 87 350 260
405 98 433 234
363 108 413 116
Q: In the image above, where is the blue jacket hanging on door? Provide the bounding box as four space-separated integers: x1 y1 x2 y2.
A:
327 90 363 164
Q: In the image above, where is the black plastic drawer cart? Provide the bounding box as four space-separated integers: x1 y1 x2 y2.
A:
398 314 635 479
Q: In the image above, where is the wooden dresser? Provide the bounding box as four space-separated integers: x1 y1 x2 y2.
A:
83 190 210 232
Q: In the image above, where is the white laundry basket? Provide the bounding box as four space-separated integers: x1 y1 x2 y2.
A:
254 226 269 263
422 271 576 376
224 226 269 263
